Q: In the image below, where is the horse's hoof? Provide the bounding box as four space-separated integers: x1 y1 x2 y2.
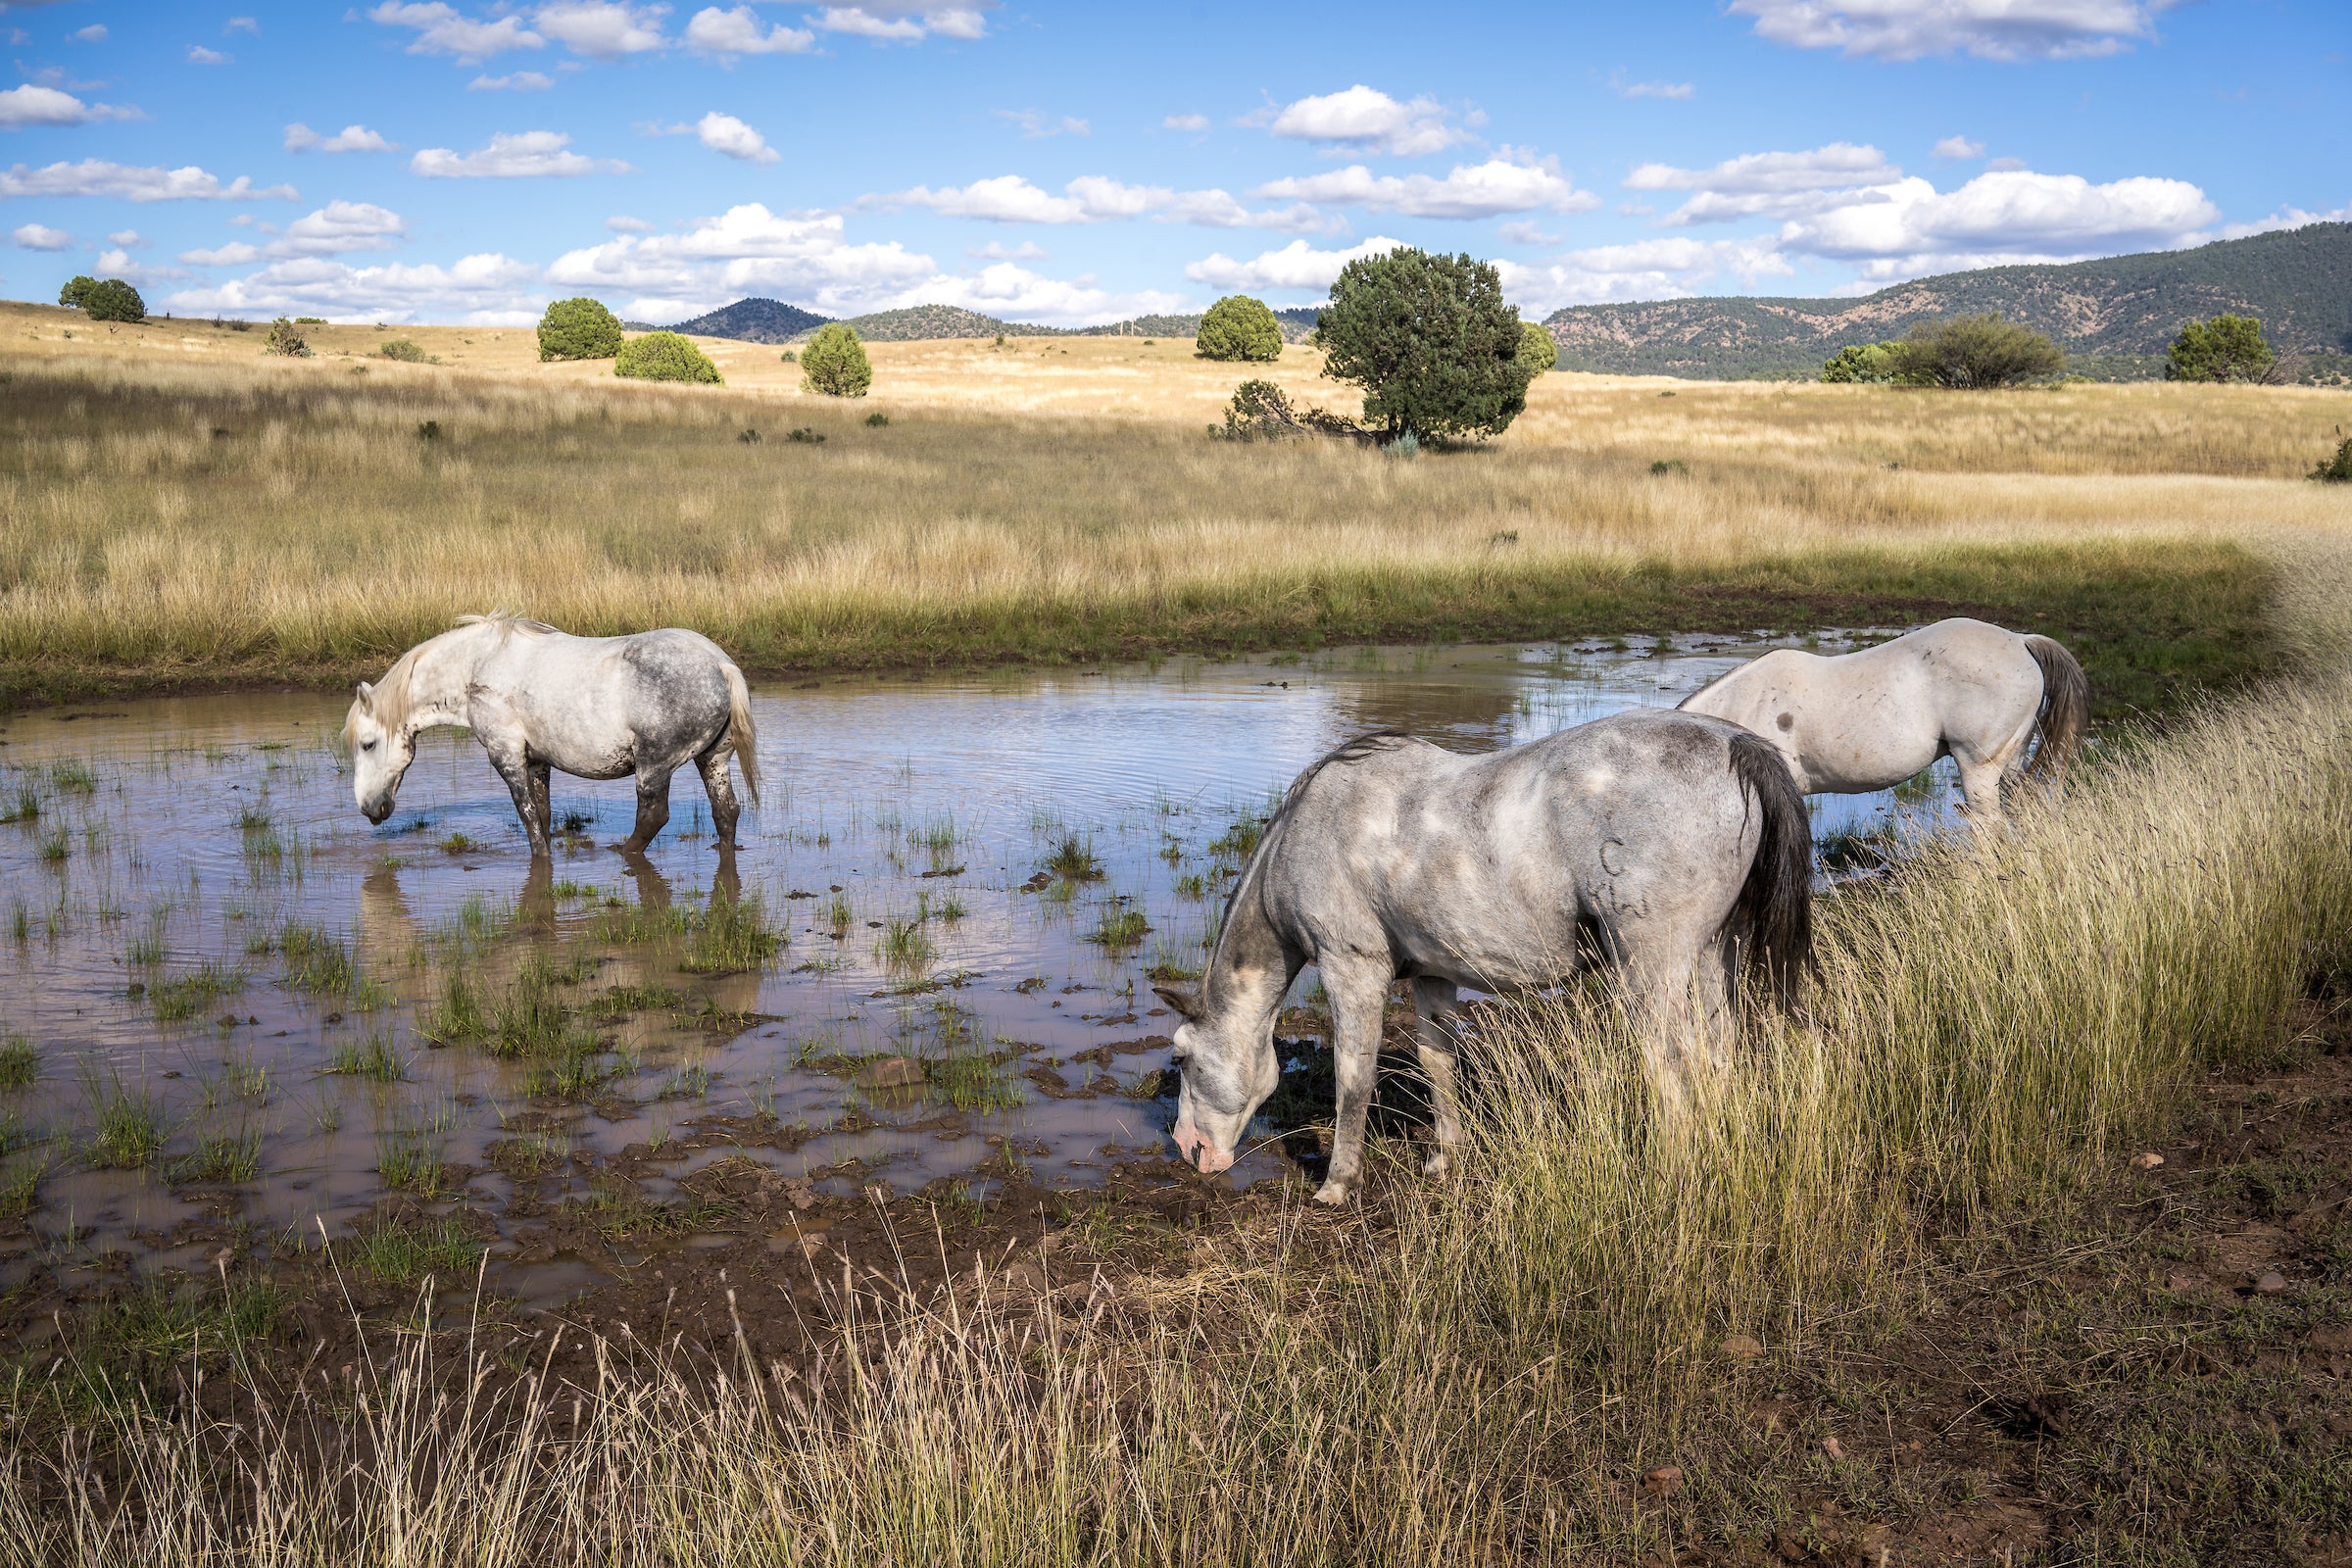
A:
1422 1152 1451 1179
1312 1181 1351 1205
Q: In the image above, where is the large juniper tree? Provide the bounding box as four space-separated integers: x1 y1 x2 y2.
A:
1314 248 1534 442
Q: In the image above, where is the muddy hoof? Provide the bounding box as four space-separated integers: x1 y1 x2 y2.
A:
1312 1180 1352 1205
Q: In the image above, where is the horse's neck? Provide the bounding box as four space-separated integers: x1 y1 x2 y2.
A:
401 626 497 731
1203 872 1297 1033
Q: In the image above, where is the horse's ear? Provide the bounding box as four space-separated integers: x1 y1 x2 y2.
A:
355 681 374 708
1152 985 1201 1021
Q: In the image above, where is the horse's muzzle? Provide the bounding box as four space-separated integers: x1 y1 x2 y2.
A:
1173 1119 1234 1175
362 800 393 825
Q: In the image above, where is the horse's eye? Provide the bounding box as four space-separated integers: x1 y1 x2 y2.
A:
361 739 376 752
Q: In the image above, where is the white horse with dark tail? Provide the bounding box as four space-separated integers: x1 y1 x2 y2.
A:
342 614 760 857
1680 617 2087 826
1152 710 1812 1203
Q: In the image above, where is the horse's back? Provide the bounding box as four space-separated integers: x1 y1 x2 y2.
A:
484 626 739 776
1268 711 1765 989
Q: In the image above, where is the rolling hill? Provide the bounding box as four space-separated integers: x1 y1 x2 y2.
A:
1542 222 2352 381
664 299 1323 346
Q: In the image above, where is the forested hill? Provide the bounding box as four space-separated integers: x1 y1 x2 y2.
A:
664 300 1322 344
1542 222 2352 380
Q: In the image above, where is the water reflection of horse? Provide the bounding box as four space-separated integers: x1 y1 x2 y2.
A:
1681 618 2087 826
341 614 760 857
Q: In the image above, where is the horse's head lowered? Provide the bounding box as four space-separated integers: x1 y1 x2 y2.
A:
342 679 416 824
1153 982 1279 1176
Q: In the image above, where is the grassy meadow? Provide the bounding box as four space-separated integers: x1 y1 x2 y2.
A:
5 300 2352 1561
5 298 2349 710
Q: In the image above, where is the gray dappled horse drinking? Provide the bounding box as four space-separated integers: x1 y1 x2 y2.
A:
1153 710 1813 1203
342 614 760 856
1680 617 2087 826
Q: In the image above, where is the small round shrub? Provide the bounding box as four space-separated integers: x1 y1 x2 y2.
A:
537 297 624 363
1820 342 1898 383
1196 295 1283 362
800 323 871 398
1517 320 1558 377
58 275 98 310
613 331 722 385
379 339 427 363
265 317 311 358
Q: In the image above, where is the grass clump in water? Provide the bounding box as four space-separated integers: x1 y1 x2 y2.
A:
1085 906 1150 949
0 1034 35 1089
925 1050 1025 1112
874 916 934 973
144 962 243 1022
166 1128 261 1185
345 1215 486 1286
324 1034 409 1083
680 894 784 975
81 1069 165 1169
1046 834 1102 882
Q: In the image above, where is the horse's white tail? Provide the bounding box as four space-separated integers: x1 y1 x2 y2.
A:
722 662 761 808
2021 634 2089 781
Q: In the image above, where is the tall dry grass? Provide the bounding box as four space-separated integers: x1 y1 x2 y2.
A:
9 543 2352 1562
1 351 2345 691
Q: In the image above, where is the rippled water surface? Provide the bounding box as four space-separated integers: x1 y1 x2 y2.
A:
0 631 1954 1301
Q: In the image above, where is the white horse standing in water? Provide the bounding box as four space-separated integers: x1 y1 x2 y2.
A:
1153 710 1813 1203
1679 617 2087 825
342 614 760 857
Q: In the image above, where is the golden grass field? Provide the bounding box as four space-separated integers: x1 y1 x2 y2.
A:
6 298 2352 1561
4 297 2348 711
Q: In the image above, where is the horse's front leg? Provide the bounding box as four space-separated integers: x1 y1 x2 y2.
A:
695 745 741 849
1316 958 1390 1205
1409 976 1464 1178
485 747 549 858
528 761 553 842
623 768 672 855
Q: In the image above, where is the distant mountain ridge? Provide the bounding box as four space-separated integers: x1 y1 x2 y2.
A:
1541 222 2352 381
663 299 1321 345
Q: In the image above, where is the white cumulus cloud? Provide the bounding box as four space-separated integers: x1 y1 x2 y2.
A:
1266 84 1470 158
12 221 73 250
186 45 230 64
1253 152 1595 220
412 130 629 177
1625 142 1902 223
0 82 137 126
284 122 401 154
1163 113 1207 132
1731 0 2172 61
684 5 812 54
535 2 667 58
813 4 991 42
0 159 297 202
1780 168 2220 279
72 24 107 42
866 172 1320 230
1933 135 1984 159
1185 235 1406 293
545 201 936 318
692 110 778 163
167 252 547 325
368 2 546 62
94 248 187 285
469 72 555 89
1498 237 1793 315
181 201 409 266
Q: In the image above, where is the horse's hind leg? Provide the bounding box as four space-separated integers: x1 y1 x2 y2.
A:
528 761 552 840
1955 712 2037 830
1410 977 1464 1178
623 768 672 855
696 745 741 849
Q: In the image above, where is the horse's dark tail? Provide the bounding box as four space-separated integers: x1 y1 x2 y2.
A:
1727 728 1814 1010
2020 634 2089 782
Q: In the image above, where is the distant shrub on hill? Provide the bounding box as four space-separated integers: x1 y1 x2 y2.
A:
2167 315 2274 383
1820 342 1898 382
800 323 871 397
1318 248 1529 441
61 276 145 322
1888 315 2064 389
2314 432 2352 483
538 297 624 363
265 318 311 358
379 339 428 363
1196 296 1283 362
614 331 722 384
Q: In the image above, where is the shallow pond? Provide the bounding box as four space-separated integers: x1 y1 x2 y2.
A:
0 631 1955 1304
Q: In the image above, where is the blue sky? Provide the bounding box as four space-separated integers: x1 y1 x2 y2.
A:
1 0 2344 326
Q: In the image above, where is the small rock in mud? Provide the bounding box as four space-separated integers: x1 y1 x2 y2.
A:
1719 1334 1763 1362
2130 1152 2165 1171
2256 1270 2290 1295
1641 1465 1683 1497
853 1055 925 1090
1821 1436 1844 1460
